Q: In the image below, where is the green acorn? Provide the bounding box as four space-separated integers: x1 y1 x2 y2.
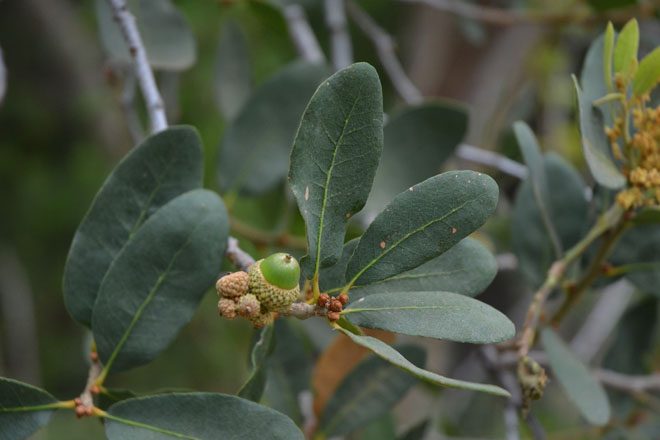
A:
248 253 301 312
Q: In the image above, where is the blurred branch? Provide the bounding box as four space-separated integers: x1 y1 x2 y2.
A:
456 144 528 179
398 0 657 26
496 253 519 271
0 45 6 106
231 217 308 251
0 248 41 385
347 0 423 104
119 70 145 144
325 0 353 70
105 0 167 133
346 1 528 180
226 237 256 272
596 371 660 393
283 4 325 64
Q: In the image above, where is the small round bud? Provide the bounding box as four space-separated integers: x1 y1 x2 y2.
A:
237 294 261 318
74 398 82 406
216 271 249 298
327 311 340 321
328 299 343 313
318 294 330 307
75 406 87 418
90 385 100 395
90 351 99 363
218 298 237 319
337 293 349 305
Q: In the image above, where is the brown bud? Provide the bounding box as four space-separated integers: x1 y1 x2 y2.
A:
74 398 82 406
327 311 340 321
317 293 330 307
237 294 261 318
337 293 349 305
328 299 343 313
216 271 249 298
89 351 99 363
75 406 87 418
218 298 237 319
85 407 94 416
90 385 100 395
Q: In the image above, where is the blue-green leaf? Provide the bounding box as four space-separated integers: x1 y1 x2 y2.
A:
542 328 611 426
345 171 498 288
342 291 514 344
238 325 275 402
215 19 252 121
63 126 203 327
317 346 424 437
0 377 59 440
337 329 509 397
104 393 303 439
289 63 384 279
93 189 228 374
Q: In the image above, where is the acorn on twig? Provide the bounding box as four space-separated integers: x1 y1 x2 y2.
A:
248 253 301 312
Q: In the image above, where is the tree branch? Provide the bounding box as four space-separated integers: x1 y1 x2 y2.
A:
105 0 167 133
324 0 353 70
0 45 6 107
346 0 422 104
282 4 325 64
398 0 657 26
226 237 256 272
456 144 528 179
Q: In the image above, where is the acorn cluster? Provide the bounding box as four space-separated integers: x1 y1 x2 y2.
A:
317 293 349 322
216 253 301 328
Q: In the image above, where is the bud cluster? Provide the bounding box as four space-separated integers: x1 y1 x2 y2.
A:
317 293 349 322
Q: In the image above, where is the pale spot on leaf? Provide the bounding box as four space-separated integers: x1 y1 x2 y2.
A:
451 227 457 234
304 186 309 201
379 241 386 249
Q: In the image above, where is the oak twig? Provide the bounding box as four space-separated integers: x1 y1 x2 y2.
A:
325 0 353 70
105 0 167 133
283 4 325 64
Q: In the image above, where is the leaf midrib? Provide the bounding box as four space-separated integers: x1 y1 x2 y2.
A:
342 305 462 314
314 90 362 278
347 192 489 288
352 269 464 290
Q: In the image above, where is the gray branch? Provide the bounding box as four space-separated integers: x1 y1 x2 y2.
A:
226 237 256 272
105 0 167 133
0 46 6 107
324 0 353 70
456 144 528 179
283 4 325 64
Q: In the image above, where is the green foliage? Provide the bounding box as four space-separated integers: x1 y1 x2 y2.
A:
349 238 497 300
611 224 660 297
104 393 303 439
63 126 204 327
317 346 424 437
215 19 252 121
93 189 228 374
343 291 514 343
633 47 660 96
613 19 639 79
290 63 384 279
337 329 510 397
345 171 498 288
512 154 588 286
541 329 611 426
219 62 330 195
0 378 59 440
238 325 275 402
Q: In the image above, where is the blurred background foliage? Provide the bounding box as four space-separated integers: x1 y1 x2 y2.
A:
0 0 659 438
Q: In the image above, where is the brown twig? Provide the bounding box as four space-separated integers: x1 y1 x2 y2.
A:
231 217 308 251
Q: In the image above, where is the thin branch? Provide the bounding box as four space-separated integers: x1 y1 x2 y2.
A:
226 237 256 272
0 45 6 106
282 4 325 64
347 0 422 104
231 217 307 251
457 144 528 179
105 0 167 133
596 371 660 393
398 0 657 26
324 0 353 70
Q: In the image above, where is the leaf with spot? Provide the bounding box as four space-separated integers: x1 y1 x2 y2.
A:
95 0 196 71
345 170 498 289
104 393 303 439
92 189 228 374
541 328 611 426
316 346 424 437
0 377 59 440
238 325 275 402
63 126 203 327
337 329 509 397
359 101 467 221
573 77 625 189
342 291 514 344
289 62 384 280
349 238 496 300
219 61 330 195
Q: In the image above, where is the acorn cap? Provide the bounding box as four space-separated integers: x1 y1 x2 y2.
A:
259 253 300 289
